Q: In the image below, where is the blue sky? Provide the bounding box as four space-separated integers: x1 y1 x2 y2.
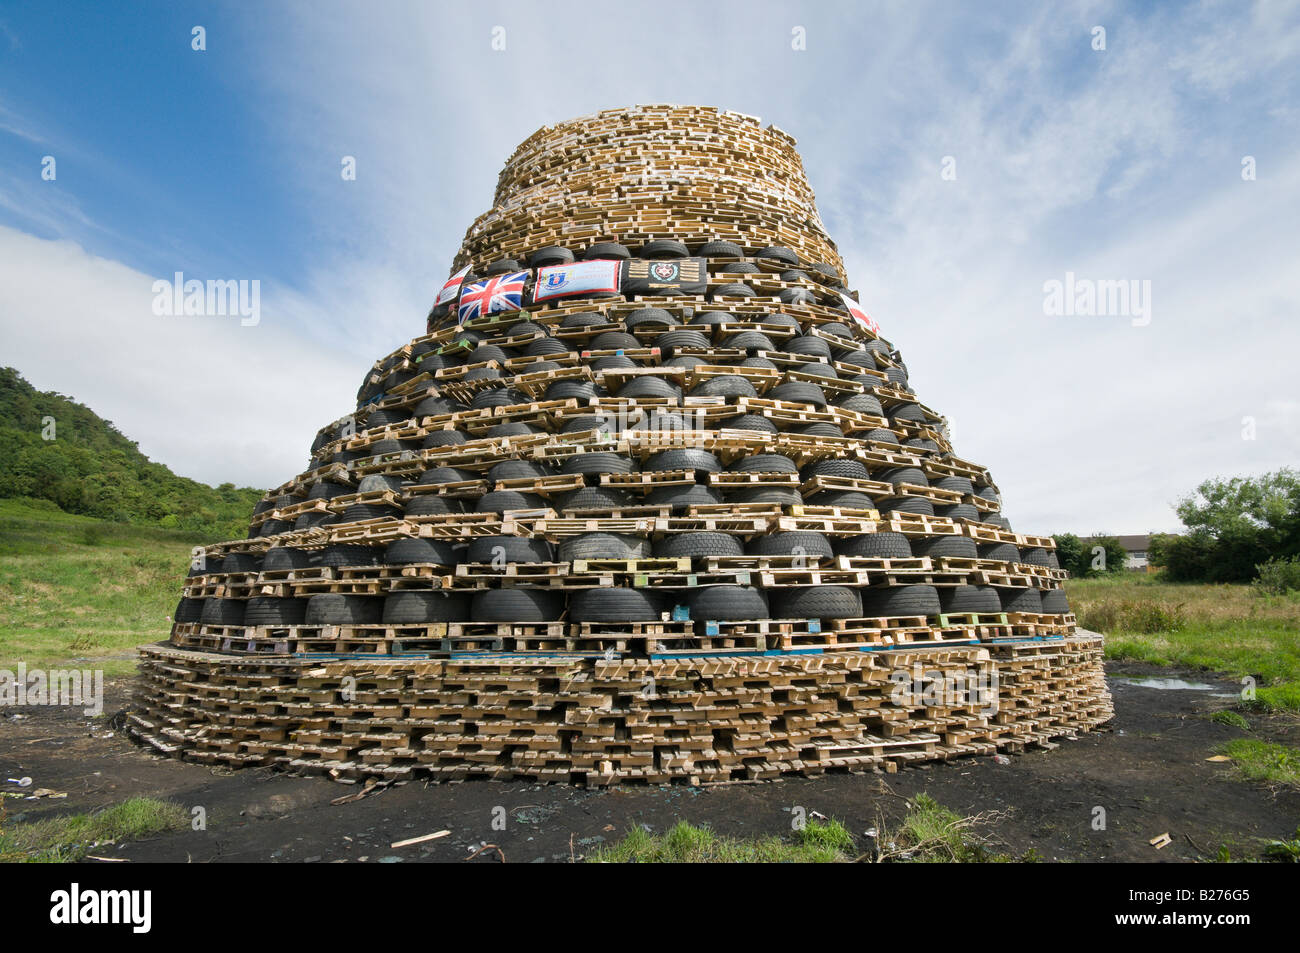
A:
2 0 1298 533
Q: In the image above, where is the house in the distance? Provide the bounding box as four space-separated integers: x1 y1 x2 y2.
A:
1084 535 1152 570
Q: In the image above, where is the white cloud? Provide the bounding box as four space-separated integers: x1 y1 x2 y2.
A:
0 226 358 489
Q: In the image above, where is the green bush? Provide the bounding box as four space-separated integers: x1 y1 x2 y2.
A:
1254 556 1300 596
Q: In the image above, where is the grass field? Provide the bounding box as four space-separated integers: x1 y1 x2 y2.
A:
0 499 209 675
1066 573 1300 711
0 796 187 862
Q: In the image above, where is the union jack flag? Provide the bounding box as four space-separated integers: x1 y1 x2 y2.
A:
457 271 528 322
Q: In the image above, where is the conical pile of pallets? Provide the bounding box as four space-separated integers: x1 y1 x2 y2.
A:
132 105 1111 784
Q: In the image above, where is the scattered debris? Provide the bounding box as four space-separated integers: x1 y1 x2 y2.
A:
390 830 449 849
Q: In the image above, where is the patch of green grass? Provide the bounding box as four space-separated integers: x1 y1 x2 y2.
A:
1210 710 1251 730
889 793 1012 863
0 499 207 673
588 818 854 863
1068 575 1300 711
1218 739 1300 788
0 797 187 862
1264 828 1300 863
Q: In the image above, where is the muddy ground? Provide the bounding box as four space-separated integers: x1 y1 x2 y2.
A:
2 662 1297 863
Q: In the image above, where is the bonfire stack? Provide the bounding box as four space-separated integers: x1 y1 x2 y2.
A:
132 105 1111 784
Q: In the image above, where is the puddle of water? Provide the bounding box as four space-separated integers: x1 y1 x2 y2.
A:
1112 676 1219 691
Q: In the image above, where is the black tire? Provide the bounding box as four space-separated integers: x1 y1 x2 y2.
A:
879 467 927 487
560 311 608 328
985 515 1013 531
486 422 538 438
768 382 827 407
770 586 862 619
911 536 978 560
568 588 662 622
940 586 1002 614
484 257 522 275
805 490 875 510
221 552 261 573
174 598 204 623
340 503 402 523
696 240 744 258
729 453 797 473
997 587 1043 614
904 438 940 452
471 388 526 409
357 474 403 493
646 485 721 509
730 487 803 507
940 504 980 522
591 331 640 350
1040 589 1070 614
561 486 634 513
525 338 570 357
724 331 774 351
592 356 636 371
560 452 635 475
779 287 817 306
978 543 1021 562
314 544 381 569
801 458 869 480
653 532 744 558
385 538 458 566
201 599 245 626
584 241 631 260
641 239 690 259
656 329 711 351
305 594 384 625
1018 548 1055 568
646 449 721 473
529 245 574 268
688 310 731 328
878 498 935 517
423 429 468 448
624 307 678 331
796 423 843 438
723 414 779 433
383 590 470 623
835 532 912 558
934 476 975 495
739 356 778 370
710 282 756 299
617 377 680 401
747 531 833 559
784 335 832 359
753 245 798 265
488 460 553 483
476 490 545 513
691 375 757 399
471 588 565 622
243 597 307 626
557 533 650 561
405 495 466 517
262 546 312 571
860 585 941 617
688 585 769 621
307 481 350 501
863 428 900 445
546 380 598 401
466 535 555 564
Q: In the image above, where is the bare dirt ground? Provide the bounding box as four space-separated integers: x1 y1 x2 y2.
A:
3 662 1297 863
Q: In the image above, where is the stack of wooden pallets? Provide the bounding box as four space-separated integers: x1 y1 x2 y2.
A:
133 105 1111 784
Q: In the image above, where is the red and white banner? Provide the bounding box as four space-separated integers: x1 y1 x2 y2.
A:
839 291 880 336
436 265 471 306
532 259 621 303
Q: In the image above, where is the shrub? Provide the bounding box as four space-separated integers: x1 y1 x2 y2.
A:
1254 556 1300 596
